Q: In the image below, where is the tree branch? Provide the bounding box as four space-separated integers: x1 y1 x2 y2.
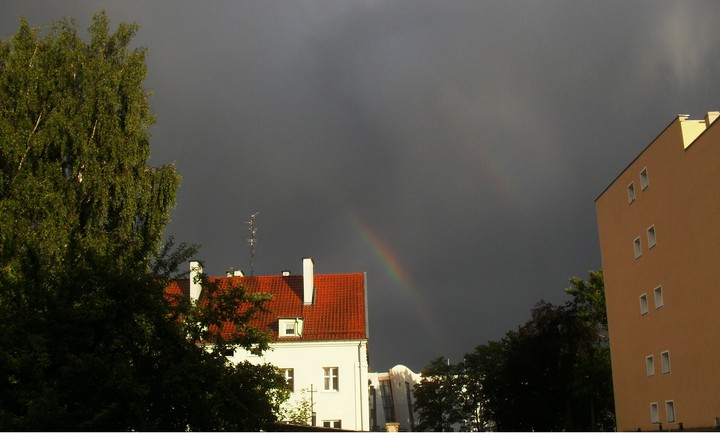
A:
16 111 43 174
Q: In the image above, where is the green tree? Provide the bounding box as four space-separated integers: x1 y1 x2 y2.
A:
462 271 614 432
563 270 614 431
413 356 461 432
279 388 314 426
0 13 287 431
457 341 506 431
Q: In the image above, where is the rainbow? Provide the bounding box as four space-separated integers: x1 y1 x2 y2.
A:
348 212 412 290
348 210 443 342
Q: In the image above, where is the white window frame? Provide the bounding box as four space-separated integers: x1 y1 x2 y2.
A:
650 402 659 424
661 351 671 374
323 367 339 391
647 225 657 249
665 400 675 423
628 182 636 203
634 237 642 259
278 318 303 338
281 368 294 392
640 294 649 315
654 286 664 309
323 420 342 429
646 355 655 376
640 167 649 190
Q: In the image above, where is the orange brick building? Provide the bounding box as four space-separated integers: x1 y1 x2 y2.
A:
596 112 720 431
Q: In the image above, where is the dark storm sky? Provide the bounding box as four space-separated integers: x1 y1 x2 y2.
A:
4 0 720 372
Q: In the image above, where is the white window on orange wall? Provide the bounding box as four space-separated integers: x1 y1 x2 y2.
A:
646 355 655 376
647 225 657 248
640 168 649 190
640 294 649 315
654 286 664 309
650 403 659 424
634 237 642 259
665 401 676 423
661 351 671 374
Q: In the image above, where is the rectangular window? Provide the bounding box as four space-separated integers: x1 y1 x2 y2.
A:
323 420 342 429
650 403 659 424
324 367 339 391
640 168 649 190
646 355 655 376
634 237 642 259
278 318 302 337
640 294 649 315
380 379 396 422
628 182 636 203
665 401 675 423
661 351 671 374
281 368 294 392
654 286 664 309
647 225 657 248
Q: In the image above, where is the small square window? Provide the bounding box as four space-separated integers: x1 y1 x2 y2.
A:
654 286 664 309
661 351 671 374
650 403 659 424
640 294 649 315
647 226 657 248
628 182 636 203
646 355 655 376
634 237 642 259
278 318 302 337
665 401 675 423
323 420 342 429
285 323 295 336
640 168 649 190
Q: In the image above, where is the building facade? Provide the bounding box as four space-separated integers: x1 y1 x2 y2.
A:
596 112 720 431
368 365 422 432
171 258 370 431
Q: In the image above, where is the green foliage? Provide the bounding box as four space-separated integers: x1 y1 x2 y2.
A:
0 13 287 431
279 388 314 426
413 356 462 432
414 271 615 432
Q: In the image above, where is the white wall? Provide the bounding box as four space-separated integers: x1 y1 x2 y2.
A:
230 340 369 431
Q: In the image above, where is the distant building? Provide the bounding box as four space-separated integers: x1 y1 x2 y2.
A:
596 112 720 431
168 258 370 431
368 365 422 432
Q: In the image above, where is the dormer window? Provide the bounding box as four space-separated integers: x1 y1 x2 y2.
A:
279 318 303 337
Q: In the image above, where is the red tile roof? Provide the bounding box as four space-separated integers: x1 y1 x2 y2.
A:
168 273 367 342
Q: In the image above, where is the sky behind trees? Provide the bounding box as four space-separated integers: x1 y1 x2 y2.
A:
3 0 720 371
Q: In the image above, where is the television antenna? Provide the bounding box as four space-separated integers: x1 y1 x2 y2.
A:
247 212 259 276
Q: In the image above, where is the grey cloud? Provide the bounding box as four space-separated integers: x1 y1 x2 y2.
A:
4 0 720 371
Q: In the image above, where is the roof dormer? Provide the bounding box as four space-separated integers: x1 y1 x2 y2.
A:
278 317 304 338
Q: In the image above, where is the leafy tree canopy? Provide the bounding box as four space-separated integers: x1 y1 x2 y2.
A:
414 271 614 432
0 12 287 431
413 356 462 432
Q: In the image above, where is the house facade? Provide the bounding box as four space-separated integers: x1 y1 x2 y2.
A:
596 112 720 431
368 364 422 432
172 258 370 431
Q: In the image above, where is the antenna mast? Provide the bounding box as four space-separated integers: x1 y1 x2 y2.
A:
246 212 259 276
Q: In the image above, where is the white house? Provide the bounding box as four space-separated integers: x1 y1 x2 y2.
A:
171 258 370 431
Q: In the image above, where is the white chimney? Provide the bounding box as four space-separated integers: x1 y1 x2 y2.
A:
189 260 202 304
706 111 720 127
303 257 314 305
